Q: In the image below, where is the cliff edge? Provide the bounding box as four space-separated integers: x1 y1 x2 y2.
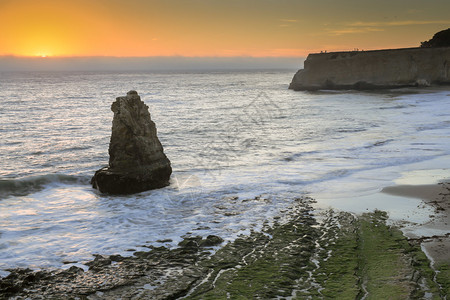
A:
289 47 450 91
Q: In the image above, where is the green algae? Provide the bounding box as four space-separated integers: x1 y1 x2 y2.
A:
186 200 319 299
186 208 444 299
357 211 418 299
2 198 446 299
310 210 443 299
436 263 450 297
308 211 360 299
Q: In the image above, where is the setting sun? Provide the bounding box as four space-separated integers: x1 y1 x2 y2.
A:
1 0 449 58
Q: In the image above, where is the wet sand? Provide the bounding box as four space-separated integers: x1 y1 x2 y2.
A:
382 181 450 265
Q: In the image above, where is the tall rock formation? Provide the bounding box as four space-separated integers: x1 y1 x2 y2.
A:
91 91 172 194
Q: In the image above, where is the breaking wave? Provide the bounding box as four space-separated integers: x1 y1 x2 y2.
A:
0 174 90 199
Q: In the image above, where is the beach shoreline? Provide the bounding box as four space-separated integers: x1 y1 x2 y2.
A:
382 181 450 266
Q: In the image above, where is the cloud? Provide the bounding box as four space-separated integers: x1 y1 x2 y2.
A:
406 9 422 15
279 19 298 23
327 19 450 36
278 19 299 28
327 27 384 36
348 20 450 27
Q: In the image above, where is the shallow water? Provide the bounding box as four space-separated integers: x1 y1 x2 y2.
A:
1 71 449 275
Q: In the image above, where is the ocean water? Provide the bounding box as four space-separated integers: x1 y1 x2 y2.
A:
1 70 449 276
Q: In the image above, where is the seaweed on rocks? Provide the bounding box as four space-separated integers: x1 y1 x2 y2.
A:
0 197 446 299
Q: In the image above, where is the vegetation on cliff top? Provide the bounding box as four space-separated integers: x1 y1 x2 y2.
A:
421 28 450 48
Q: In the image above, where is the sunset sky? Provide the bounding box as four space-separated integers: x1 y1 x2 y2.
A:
1 0 450 58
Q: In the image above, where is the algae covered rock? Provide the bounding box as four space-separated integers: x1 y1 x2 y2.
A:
91 90 171 194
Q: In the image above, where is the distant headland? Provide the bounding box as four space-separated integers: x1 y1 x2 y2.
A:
289 28 450 91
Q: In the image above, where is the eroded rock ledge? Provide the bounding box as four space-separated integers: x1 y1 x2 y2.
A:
289 47 450 91
91 91 171 194
1 197 448 299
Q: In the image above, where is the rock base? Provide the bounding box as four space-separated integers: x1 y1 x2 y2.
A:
91 166 172 195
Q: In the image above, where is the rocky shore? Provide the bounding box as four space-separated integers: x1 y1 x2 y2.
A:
1 195 448 299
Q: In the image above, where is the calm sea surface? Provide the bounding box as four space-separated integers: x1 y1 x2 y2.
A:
1 70 449 275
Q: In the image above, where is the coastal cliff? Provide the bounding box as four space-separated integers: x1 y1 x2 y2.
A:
289 47 450 91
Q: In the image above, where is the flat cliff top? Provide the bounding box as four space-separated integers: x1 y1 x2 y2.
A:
308 46 450 58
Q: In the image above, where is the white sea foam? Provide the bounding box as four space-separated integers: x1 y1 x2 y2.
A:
0 72 449 274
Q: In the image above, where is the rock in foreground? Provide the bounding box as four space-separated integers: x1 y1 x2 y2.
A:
91 91 171 194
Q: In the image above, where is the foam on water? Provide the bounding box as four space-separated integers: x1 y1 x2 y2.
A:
0 176 295 271
0 71 449 274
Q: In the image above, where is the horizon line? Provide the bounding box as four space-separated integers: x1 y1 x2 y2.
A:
0 55 306 59
0 55 305 72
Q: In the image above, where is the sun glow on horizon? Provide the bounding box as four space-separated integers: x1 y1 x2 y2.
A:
35 50 54 58
1 0 449 58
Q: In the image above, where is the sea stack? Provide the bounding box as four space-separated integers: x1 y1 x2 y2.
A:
91 91 172 194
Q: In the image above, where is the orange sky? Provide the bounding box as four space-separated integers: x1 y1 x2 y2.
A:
1 0 449 57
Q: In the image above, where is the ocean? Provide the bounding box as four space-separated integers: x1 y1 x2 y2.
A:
1 70 449 276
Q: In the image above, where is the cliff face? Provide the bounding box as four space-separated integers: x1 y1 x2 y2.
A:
289 47 450 91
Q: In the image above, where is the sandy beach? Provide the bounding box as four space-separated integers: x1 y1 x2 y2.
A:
382 181 450 265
